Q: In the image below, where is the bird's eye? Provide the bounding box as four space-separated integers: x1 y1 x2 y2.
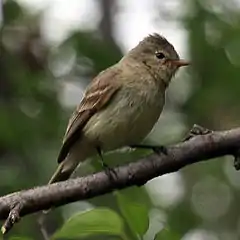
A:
155 52 165 59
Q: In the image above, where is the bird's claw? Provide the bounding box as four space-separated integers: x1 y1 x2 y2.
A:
152 146 168 155
102 163 117 180
96 147 117 180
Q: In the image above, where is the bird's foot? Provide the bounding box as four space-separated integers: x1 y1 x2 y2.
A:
129 144 168 155
96 147 117 180
101 161 117 179
183 124 213 142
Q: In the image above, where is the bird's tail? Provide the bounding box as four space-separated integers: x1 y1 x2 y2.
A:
48 158 80 184
41 158 80 215
49 139 92 184
42 143 91 216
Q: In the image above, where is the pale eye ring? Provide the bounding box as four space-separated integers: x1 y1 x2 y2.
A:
155 51 165 59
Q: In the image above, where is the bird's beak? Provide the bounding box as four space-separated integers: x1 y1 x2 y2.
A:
169 59 190 68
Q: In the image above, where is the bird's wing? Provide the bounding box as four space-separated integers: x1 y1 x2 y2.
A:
57 67 122 163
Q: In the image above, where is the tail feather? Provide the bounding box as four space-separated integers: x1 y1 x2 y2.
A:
42 159 79 214
43 142 91 214
48 159 79 184
49 139 92 184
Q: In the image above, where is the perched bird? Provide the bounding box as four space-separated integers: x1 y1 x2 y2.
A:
49 33 189 184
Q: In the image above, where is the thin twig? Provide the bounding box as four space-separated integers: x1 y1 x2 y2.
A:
1 200 24 234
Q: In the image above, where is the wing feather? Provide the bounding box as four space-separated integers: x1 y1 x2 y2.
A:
57 67 121 163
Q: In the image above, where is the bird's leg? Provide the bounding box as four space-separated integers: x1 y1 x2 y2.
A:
96 147 117 179
183 124 213 141
96 146 109 169
129 144 168 155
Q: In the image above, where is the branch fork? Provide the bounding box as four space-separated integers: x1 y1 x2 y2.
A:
1 200 24 234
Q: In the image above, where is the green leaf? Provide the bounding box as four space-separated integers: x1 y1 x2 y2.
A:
154 228 180 240
116 191 149 238
52 208 127 240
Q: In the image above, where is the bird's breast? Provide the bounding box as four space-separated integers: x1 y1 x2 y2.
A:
83 82 165 151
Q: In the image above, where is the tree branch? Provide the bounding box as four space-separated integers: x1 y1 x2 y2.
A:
1 126 240 234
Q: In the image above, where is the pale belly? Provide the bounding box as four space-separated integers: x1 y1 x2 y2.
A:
83 87 165 151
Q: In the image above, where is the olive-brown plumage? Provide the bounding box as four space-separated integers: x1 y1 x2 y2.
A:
49 33 189 184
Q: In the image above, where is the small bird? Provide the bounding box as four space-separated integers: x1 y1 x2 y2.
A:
49 33 189 184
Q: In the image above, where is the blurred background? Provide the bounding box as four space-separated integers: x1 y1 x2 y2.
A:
1 0 240 239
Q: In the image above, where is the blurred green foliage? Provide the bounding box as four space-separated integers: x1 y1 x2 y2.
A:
1 0 240 239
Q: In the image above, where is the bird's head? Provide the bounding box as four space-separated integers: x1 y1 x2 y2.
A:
127 33 189 87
